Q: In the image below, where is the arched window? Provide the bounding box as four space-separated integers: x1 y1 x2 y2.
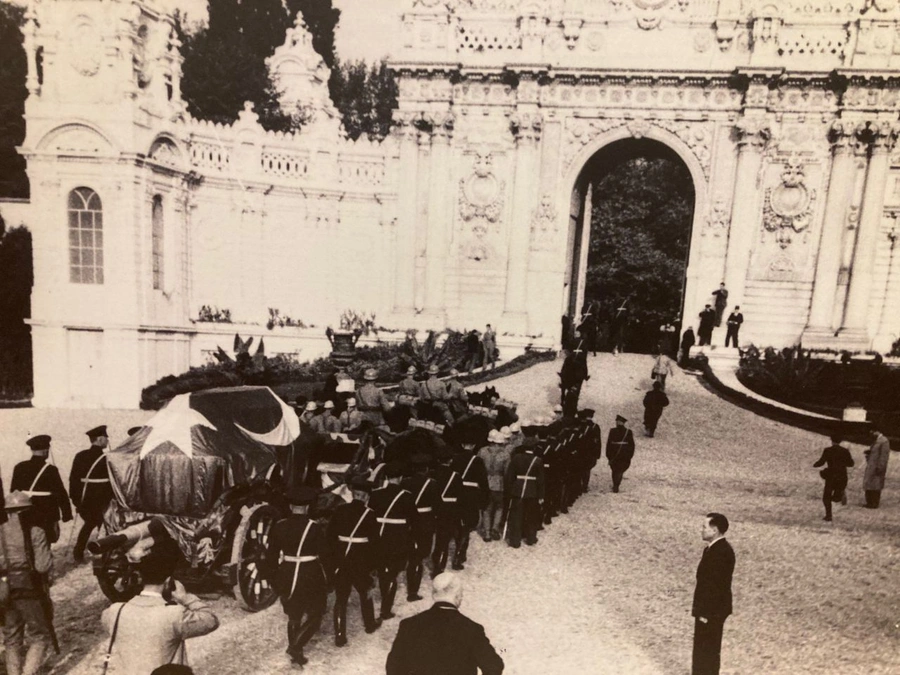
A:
68 187 103 284
151 195 164 290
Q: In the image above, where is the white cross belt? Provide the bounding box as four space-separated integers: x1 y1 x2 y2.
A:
23 491 52 497
376 517 407 525
462 481 478 488
416 506 433 513
516 475 537 481
337 536 369 544
282 555 318 563
81 478 110 483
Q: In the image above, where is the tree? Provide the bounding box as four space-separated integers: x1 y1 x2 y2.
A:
331 60 398 140
0 217 32 398
0 1 28 198
584 155 694 353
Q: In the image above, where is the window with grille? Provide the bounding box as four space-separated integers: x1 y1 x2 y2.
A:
68 187 104 284
151 195 164 290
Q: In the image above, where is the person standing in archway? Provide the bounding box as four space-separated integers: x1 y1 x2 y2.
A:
679 326 696 367
712 283 729 327
697 305 716 346
481 324 497 370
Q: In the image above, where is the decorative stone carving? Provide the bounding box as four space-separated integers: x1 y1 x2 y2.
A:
149 138 185 171
735 118 772 150
561 16 583 49
510 112 542 144
766 253 797 281
458 151 506 261
705 195 731 237
530 194 558 251
70 16 101 77
763 159 817 249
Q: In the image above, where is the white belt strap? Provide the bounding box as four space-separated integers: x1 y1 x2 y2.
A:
28 462 50 496
283 555 317 563
379 489 409 537
344 508 372 558
81 478 110 483
462 481 478 488
288 520 313 600
415 478 432 508
416 506 433 513
441 471 459 503
461 455 477 484
520 456 539 499
23 491 51 497
338 535 369 544
80 453 108 504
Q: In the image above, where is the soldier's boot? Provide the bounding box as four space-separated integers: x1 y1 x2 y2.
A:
452 530 470 569
362 594 381 633
287 619 309 665
380 576 398 620
432 541 449 577
406 558 424 601
333 602 348 647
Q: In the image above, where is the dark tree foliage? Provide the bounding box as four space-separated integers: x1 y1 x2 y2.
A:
0 1 28 198
179 0 293 129
0 218 32 398
584 155 694 353
332 60 398 140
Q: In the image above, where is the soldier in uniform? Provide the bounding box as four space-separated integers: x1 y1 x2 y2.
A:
338 398 363 433
326 477 381 646
430 447 462 577
419 365 454 427
504 437 545 548
450 439 489 570
559 345 589 417
357 369 393 430
477 430 512 542
11 436 71 544
397 366 421 420
265 486 328 668
445 369 469 420
310 401 341 433
606 415 636 493
576 409 603 496
298 402 318 430
69 425 113 563
401 454 439 601
368 463 416 621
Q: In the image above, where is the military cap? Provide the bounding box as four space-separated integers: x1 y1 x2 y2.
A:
435 446 454 463
449 368 460 377
324 400 335 410
578 409 595 419
509 422 521 434
406 365 417 376
86 425 108 439
427 364 440 375
304 401 317 412
127 426 143 436
616 414 628 423
346 397 357 408
364 368 378 381
285 485 320 506
488 430 504 444
4 491 32 511
26 435 51 451
383 462 406 479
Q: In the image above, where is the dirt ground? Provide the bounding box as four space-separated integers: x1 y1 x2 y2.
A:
2 353 899 674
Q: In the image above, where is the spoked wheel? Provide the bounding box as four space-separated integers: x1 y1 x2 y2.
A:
95 550 142 603
231 502 281 612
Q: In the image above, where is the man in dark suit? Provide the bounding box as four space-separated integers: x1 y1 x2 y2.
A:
11 435 72 544
69 425 114 563
692 512 736 675
386 572 504 675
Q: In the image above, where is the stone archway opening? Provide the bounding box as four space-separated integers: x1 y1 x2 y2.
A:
566 138 696 354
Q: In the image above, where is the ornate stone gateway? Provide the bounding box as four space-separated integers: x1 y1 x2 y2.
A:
10 0 900 407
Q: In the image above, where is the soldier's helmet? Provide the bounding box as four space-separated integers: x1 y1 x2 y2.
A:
364 368 378 381
4 491 32 512
406 366 417 376
427 364 440 375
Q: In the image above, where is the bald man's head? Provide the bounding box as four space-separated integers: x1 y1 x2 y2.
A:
432 572 464 608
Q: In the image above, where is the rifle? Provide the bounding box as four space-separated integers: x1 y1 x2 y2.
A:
36 573 60 654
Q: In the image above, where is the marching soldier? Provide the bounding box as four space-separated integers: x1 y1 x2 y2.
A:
310 401 342 433
357 369 393 429
400 454 439 601
265 486 328 668
576 409 603 496
505 437 544 548
338 398 363 433
606 415 636 493
397 366 420 420
419 365 454 427
11 436 71 544
445 369 469 420
69 425 114 564
430 447 462 577
559 347 589 417
450 439 489 570
326 477 382 646
368 463 416 621
538 436 560 525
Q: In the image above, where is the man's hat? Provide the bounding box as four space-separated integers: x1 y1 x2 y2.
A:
26 435 51 451
578 409 595 419
552 404 563 414
304 401 317 412
285 485 319 506
348 475 374 492
615 414 627 423
324 400 335 410
519 436 539 449
488 430 504 444
427 364 440 375
4 491 32 511
127 426 143 436
449 368 460 377
499 426 511 439
435 446 454 462
87 425 108 440
383 462 406 479
346 398 357 408
406 366 417 376
364 368 378 381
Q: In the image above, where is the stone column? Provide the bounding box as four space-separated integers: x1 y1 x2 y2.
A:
391 112 419 318
840 121 898 339
723 117 770 309
502 112 542 333
803 121 857 343
423 111 454 323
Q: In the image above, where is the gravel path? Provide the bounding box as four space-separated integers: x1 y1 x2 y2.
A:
3 353 899 674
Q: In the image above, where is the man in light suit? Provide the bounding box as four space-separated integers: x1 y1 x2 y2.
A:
101 535 218 673
863 423 891 509
692 512 736 675
386 572 503 675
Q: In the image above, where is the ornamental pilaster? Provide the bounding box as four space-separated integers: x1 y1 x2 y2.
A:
392 111 422 315
423 111 455 318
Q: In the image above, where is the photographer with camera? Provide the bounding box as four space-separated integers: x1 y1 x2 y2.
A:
100 536 218 673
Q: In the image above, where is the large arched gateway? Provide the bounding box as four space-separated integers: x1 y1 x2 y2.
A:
8 0 900 406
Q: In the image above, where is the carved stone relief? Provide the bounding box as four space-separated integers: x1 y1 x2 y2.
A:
762 159 817 249
705 195 731 237
457 151 506 261
70 16 101 77
530 194 558 252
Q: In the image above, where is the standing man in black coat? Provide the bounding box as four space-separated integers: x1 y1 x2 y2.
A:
606 415 635 493
724 306 744 348
680 326 696 368
11 435 72 544
386 572 504 675
813 435 854 522
450 441 489 571
504 437 545 548
698 305 716 346
692 512 736 675
642 382 670 438
69 425 114 563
